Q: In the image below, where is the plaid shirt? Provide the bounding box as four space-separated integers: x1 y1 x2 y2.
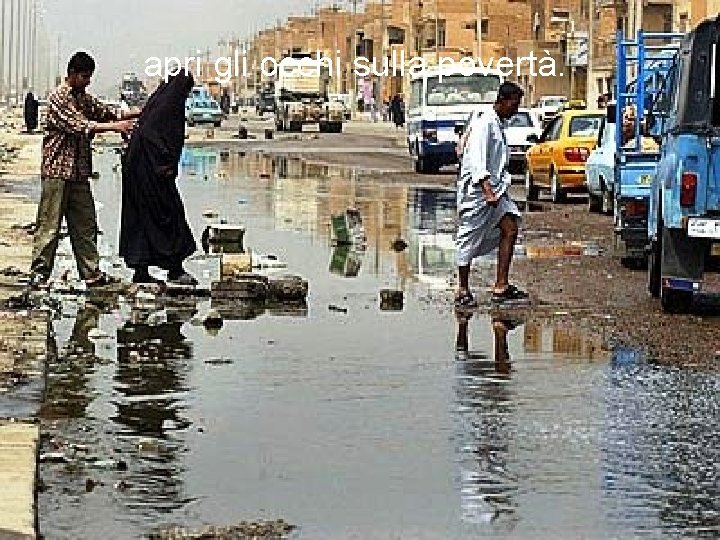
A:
41 82 117 181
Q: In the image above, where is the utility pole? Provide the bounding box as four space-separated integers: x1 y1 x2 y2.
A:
434 0 439 66
1 0 6 103
378 0 385 115
475 0 481 61
15 0 21 101
586 0 595 108
8 0 14 105
351 0 358 118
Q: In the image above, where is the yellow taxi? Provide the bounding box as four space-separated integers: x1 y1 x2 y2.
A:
525 109 605 203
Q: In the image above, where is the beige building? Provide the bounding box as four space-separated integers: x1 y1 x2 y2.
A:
242 0 709 110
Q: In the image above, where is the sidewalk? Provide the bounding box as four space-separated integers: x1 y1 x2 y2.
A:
0 107 45 540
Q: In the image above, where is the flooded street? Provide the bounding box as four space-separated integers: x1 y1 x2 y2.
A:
37 147 720 539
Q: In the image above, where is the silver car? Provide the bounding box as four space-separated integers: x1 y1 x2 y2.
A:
586 117 615 214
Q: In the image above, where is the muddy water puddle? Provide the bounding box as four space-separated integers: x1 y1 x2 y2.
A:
37 147 720 538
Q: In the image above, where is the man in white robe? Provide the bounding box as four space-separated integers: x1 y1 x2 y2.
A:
455 82 528 307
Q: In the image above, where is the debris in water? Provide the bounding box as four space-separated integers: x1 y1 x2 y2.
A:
148 519 296 540
328 304 348 314
203 309 223 330
205 358 234 366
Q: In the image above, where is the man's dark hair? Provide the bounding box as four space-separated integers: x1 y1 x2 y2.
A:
496 81 524 102
67 51 95 75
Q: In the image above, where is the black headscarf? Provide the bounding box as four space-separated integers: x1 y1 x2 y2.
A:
119 70 196 270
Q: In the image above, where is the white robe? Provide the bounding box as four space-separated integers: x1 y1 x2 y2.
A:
455 109 521 266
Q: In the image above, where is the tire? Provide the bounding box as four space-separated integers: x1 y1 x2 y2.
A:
647 225 661 298
550 169 566 203
525 169 539 201
187 118 195 127
601 182 613 216
214 121 221 128
588 191 602 213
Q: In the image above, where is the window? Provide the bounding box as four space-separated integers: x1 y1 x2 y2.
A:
507 111 533 127
569 114 604 137
409 79 422 109
437 20 446 47
425 73 501 106
464 19 488 37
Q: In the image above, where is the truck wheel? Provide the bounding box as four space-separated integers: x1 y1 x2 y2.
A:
214 121 221 128
601 183 613 215
661 287 693 314
658 221 694 313
525 170 539 201
415 156 437 174
550 170 566 203
588 192 602 213
647 229 661 298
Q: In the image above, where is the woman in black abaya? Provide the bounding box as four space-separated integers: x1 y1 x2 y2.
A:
120 70 198 285
24 91 39 133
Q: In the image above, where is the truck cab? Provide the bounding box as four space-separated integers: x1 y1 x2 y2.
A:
646 16 720 312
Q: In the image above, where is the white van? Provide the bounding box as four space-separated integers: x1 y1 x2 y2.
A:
406 65 505 173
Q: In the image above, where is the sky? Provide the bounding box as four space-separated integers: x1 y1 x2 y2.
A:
41 0 351 96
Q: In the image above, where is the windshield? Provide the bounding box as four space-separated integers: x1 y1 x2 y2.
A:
569 115 604 137
425 74 501 106
506 112 533 128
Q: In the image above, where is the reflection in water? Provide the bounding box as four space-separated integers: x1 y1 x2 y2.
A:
453 311 525 528
601 351 720 536
523 321 606 359
40 302 102 420
329 245 364 277
112 306 195 514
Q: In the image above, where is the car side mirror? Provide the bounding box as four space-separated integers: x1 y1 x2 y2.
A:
526 134 539 144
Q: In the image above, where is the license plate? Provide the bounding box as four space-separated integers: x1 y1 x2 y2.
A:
712 243 720 256
203 113 211 119
688 218 720 238
638 174 652 184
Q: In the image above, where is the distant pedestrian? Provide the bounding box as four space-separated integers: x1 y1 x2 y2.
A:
390 94 405 128
454 81 528 308
29 51 137 288
23 91 39 133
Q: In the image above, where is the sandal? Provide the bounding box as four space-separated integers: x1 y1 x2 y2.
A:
491 284 529 304
85 272 120 288
454 290 478 309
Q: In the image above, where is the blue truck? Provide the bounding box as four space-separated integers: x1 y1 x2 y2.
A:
644 16 720 312
612 30 683 268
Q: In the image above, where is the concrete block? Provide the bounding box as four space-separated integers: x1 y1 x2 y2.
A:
211 274 268 301
267 275 308 301
221 252 252 278
0 422 38 539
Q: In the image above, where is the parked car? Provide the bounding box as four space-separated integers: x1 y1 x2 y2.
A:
185 98 223 127
532 95 568 126
586 115 615 214
505 107 542 181
525 109 605 202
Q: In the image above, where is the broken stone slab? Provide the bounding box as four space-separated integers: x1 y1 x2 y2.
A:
211 300 266 321
265 300 308 318
0 421 39 539
267 274 308 301
211 274 268 301
221 252 252 278
203 223 245 244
